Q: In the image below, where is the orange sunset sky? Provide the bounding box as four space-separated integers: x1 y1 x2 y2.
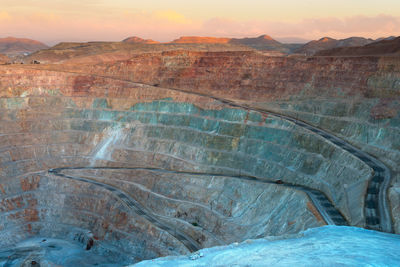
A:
1 0 399 44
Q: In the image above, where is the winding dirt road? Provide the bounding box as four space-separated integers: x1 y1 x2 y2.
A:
49 166 348 252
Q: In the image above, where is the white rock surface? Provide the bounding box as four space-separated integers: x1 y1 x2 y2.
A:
133 226 400 267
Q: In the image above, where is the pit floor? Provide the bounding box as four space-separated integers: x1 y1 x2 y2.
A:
0 237 123 267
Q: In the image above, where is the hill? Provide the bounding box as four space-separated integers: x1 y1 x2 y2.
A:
295 37 374 55
0 37 48 56
171 36 231 44
122 36 159 44
230 35 288 51
171 35 298 53
316 36 400 56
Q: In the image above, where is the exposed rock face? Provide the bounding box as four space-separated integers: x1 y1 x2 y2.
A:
62 168 324 247
0 37 48 56
0 47 399 264
38 50 399 233
62 50 393 102
296 37 374 55
0 173 189 263
0 67 337 264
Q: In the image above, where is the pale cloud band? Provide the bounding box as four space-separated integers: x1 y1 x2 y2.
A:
0 9 399 44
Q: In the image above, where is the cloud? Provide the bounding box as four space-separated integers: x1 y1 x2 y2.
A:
154 10 190 24
0 9 198 43
200 15 400 39
0 12 12 20
299 15 400 35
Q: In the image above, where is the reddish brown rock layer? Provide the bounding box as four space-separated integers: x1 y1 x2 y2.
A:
39 51 399 103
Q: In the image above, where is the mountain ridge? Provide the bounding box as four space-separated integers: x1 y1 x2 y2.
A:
295 36 375 55
316 36 400 56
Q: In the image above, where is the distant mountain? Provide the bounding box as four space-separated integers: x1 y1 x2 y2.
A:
0 37 48 56
295 37 374 55
374 36 396 42
122 36 159 44
171 36 231 44
336 37 374 47
171 35 295 53
316 36 400 56
275 37 310 44
229 35 284 50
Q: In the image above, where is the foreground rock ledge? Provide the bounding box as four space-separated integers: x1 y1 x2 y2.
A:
133 226 400 267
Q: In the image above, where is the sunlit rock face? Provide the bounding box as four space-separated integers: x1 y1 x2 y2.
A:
0 65 378 264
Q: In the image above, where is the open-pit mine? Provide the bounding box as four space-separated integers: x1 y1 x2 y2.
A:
0 41 399 266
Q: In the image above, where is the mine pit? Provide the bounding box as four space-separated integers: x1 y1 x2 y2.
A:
0 49 398 265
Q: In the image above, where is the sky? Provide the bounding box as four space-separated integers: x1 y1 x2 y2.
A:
0 0 399 44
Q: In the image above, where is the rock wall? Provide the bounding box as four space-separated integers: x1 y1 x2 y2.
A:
58 51 384 100
42 51 398 233
0 67 371 227
0 53 397 263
